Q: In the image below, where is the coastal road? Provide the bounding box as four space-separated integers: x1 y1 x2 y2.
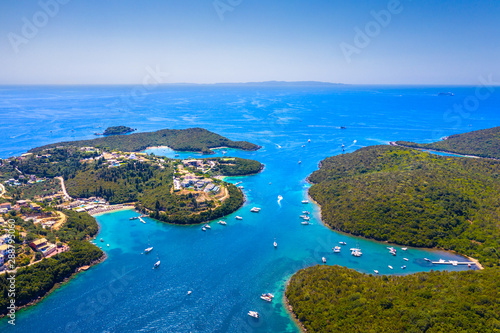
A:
0 183 5 197
56 177 72 200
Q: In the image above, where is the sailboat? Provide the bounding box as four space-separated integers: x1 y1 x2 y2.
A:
144 237 153 254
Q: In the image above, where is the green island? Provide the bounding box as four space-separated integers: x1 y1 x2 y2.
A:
30 127 260 155
0 128 262 316
395 126 500 159
287 128 500 332
101 126 135 136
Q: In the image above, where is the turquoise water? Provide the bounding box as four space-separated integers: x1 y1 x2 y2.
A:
1 84 499 332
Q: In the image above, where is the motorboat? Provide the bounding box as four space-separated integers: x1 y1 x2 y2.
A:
145 247 153 254
388 265 393 270
302 211 310 215
204 224 211 229
218 220 227 225
403 258 409 261
301 221 310 225
374 270 379 274
201 227 206 231
107 244 109 247
424 258 431 262
260 295 272 302
401 265 406 269
248 311 259 319
298 161 301 164
187 291 192 295
333 246 341 253
153 260 160 269
401 247 408 251
301 200 309 204
235 216 243 220
100 238 103 242
339 241 347 245
250 207 261 213
273 240 277 248
322 257 326 263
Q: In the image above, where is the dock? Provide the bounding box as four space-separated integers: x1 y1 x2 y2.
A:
139 217 146 224
431 260 475 266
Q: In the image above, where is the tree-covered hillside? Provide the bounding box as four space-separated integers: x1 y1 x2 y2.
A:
29 127 260 154
286 265 500 333
396 126 500 159
309 145 500 267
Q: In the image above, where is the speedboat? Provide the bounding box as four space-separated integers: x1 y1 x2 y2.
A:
424 258 431 262
302 211 310 215
298 161 301 164
403 258 409 261
301 221 310 225
260 295 272 302
263 293 274 299
145 247 153 254
308 139 311 143
322 257 326 263
218 220 227 225
374 270 379 274
238 185 244 189
201 227 206 231
107 244 109 247
250 207 261 213
301 145 306 148
388 265 393 269
401 247 407 251
301 200 309 204
248 311 259 319
204 224 211 229
333 246 341 253
339 241 347 245
401 265 406 269
273 240 277 248
351 250 362 257
235 216 243 220
300 216 310 221
187 291 192 295
153 260 160 269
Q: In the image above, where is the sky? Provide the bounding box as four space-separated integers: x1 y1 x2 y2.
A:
0 0 499 85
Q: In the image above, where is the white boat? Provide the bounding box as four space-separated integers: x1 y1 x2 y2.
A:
301 200 309 204
107 244 109 247
260 295 272 302
273 240 277 248
333 246 341 253
145 247 153 254
238 185 244 189
201 227 206 231
248 311 259 319
322 257 326 263
235 216 243 220
424 258 431 262
301 221 310 225
374 270 379 274
300 216 310 221
250 207 261 213
263 293 274 298
302 211 310 215
388 265 393 269
204 224 211 229
153 260 160 269
339 241 347 245
401 265 406 269
100 238 103 242
403 258 409 261
298 161 301 164
187 291 192 295
401 247 408 251
351 250 362 257
308 139 311 143
218 220 227 225
301 145 305 147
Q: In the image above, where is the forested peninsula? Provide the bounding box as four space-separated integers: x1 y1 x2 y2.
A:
287 129 500 332
395 126 500 159
29 127 260 155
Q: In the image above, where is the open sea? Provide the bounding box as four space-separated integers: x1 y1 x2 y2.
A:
1 84 499 332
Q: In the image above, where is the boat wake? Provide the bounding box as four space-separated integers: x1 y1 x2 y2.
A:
277 195 283 207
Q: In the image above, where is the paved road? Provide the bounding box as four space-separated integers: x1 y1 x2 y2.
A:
56 177 72 200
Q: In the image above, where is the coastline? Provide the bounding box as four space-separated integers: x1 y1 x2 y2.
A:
389 142 495 160
283 278 307 333
0 250 107 319
90 205 135 216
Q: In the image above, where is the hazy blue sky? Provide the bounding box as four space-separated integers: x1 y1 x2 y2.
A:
1 0 499 85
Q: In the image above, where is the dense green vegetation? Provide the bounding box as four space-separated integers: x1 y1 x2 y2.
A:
0 240 104 316
309 145 500 267
143 183 244 224
208 157 263 176
286 265 500 333
396 126 500 159
55 210 100 242
102 126 135 136
30 127 260 154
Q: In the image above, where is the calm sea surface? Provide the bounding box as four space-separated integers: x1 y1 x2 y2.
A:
1 84 499 332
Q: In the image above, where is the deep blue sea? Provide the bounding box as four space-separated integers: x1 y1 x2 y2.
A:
1 84 499 332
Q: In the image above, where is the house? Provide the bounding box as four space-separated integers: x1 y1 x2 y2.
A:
0 203 12 211
0 244 11 264
0 234 10 245
30 203 42 211
16 200 29 207
0 208 8 214
30 238 48 251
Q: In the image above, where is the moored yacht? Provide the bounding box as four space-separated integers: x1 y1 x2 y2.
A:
260 295 272 302
388 265 393 269
145 247 153 254
301 221 310 225
333 246 341 253
218 220 227 225
235 216 243 220
273 239 277 248
339 241 347 245
301 200 309 204
250 207 261 213
248 311 259 319
204 224 211 229
322 257 326 263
